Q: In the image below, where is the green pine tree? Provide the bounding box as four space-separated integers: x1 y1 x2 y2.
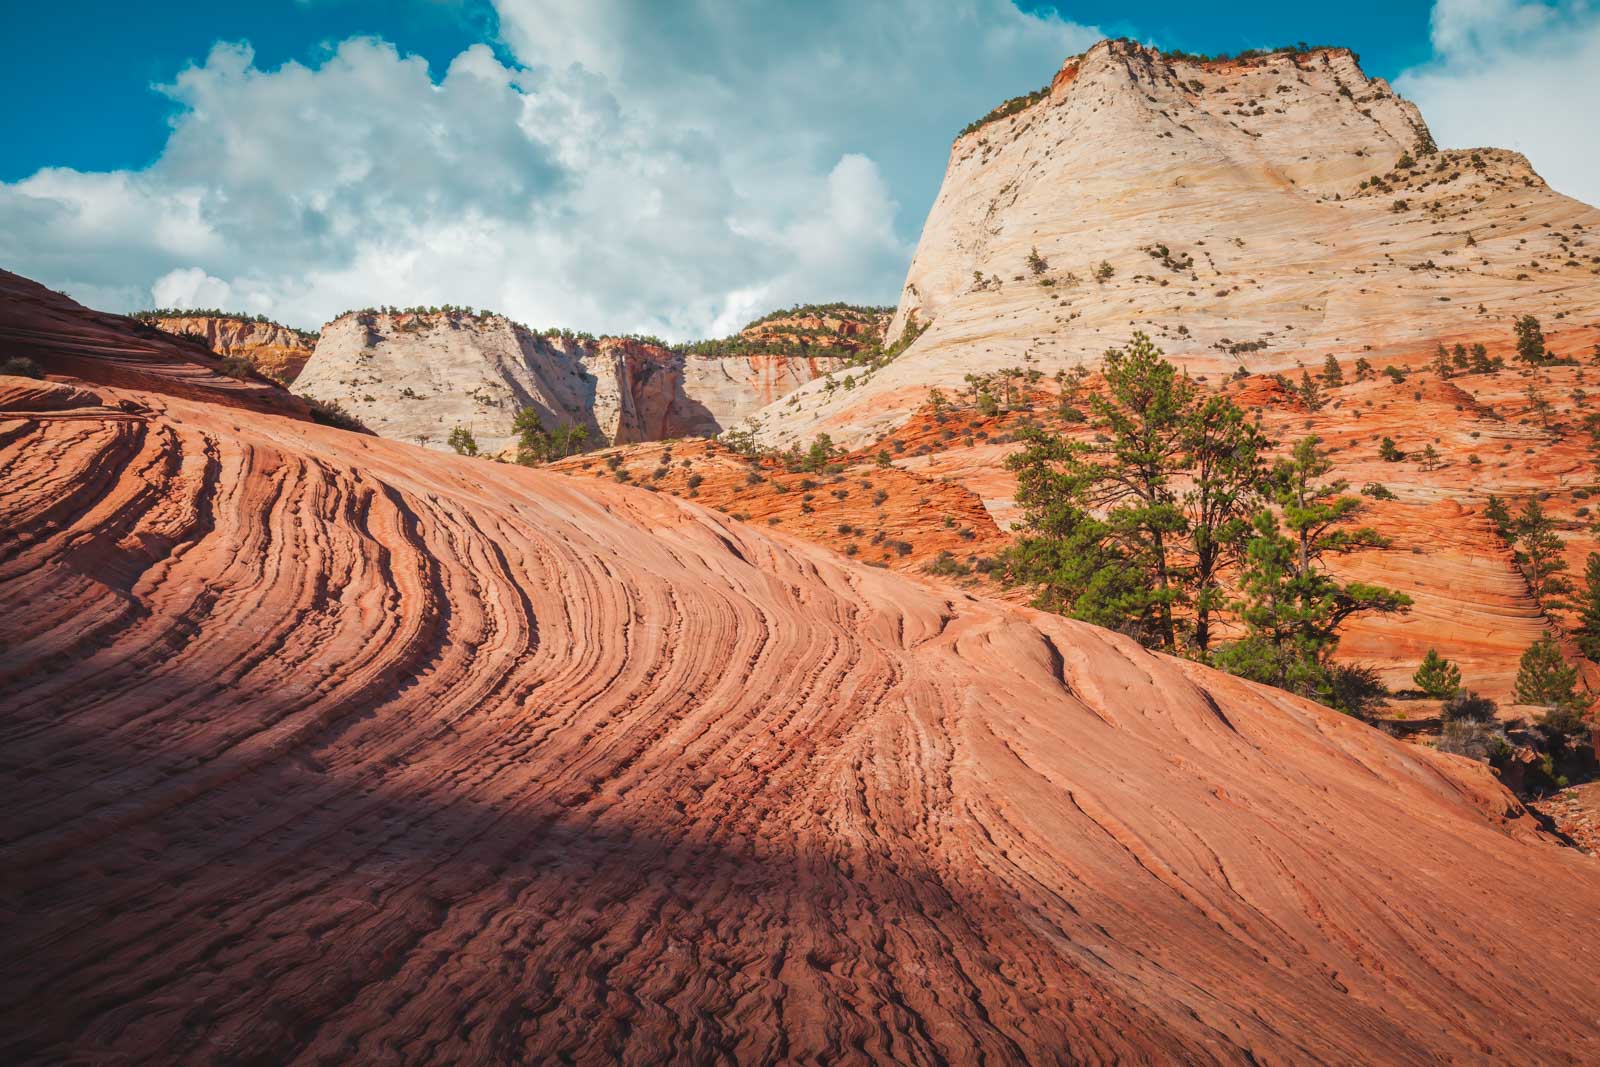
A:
1514 314 1549 365
1215 437 1412 711
999 332 1266 654
1512 498 1573 612
1322 354 1344 386
1413 648 1462 698
1576 553 1600 661
1513 633 1582 708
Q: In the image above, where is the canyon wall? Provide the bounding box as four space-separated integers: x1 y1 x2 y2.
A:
292 310 852 454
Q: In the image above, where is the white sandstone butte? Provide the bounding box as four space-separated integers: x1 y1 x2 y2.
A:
743 39 1600 450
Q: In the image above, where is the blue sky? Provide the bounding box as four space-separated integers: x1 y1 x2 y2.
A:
2 1 1595 336
2 0 1438 183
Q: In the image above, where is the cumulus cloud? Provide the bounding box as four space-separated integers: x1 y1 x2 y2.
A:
1396 0 1600 207
0 1 1099 337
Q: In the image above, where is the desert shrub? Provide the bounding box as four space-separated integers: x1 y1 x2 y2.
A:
304 396 370 433
1441 691 1497 724
1437 720 1512 764
0 356 43 378
1324 663 1390 720
218 355 256 380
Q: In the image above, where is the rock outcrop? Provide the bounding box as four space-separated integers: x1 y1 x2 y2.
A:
743 39 1600 450
292 309 854 454
142 314 316 384
5 270 1600 1064
0 271 317 423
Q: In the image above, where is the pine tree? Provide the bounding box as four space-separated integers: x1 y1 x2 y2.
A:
1216 437 1412 707
1468 343 1495 374
1298 370 1325 411
1576 553 1600 661
1512 498 1573 612
1000 333 1266 654
1515 314 1549 365
1433 343 1452 379
1322 354 1344 386
1513 633 1581 708
1379 437 1405 462
1354 357 1375 380
447 426 479 456
513 408 553 465
1001 334 1190 649
1484 494 1513 539
1183 391 1269 654
1413 648 1462 698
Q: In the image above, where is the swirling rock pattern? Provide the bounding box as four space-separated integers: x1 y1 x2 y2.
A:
3 364 1600 1065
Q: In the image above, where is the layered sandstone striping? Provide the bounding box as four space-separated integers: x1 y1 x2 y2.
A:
293 310 852 454
0 271 315 422
742 39 1600 451
143 315 316 384
6 293 1600 1063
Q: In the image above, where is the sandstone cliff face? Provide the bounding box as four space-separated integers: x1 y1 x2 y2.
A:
147 315 315 384
292 311 849 454
743 39 1600 450
6 318 1600 1063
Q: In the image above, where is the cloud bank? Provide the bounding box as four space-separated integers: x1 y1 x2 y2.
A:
0 1 1097 337
6 1 1594 337
1395 0 1600 207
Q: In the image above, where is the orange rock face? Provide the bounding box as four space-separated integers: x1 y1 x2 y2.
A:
551 437 1004 571
5 279 1600 1065
145 315 316 384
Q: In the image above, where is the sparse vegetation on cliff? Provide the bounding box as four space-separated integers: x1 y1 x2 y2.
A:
133 308 318 343
957 84 1051 140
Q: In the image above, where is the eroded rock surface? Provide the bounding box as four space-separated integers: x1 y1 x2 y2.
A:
4 297 1600 1065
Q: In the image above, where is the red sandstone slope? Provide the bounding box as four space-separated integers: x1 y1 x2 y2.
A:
4 332 1600 1062
0 270 316 421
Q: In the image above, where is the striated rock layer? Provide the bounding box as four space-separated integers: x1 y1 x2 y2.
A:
4 328 1600 1062
0 271 316 422
293 310 849 454
745 39 1600 450
144 314 316 384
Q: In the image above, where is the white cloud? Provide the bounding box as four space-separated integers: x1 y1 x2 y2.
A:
152 267 236 310
1396 0 1600 208
0 1 1100 338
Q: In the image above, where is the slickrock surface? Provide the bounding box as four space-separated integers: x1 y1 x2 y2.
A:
5 350 1600 1063
144 315 316 384
0 270 315 421
549 437 1004 571
744 39 1600 450
293 310 848 454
